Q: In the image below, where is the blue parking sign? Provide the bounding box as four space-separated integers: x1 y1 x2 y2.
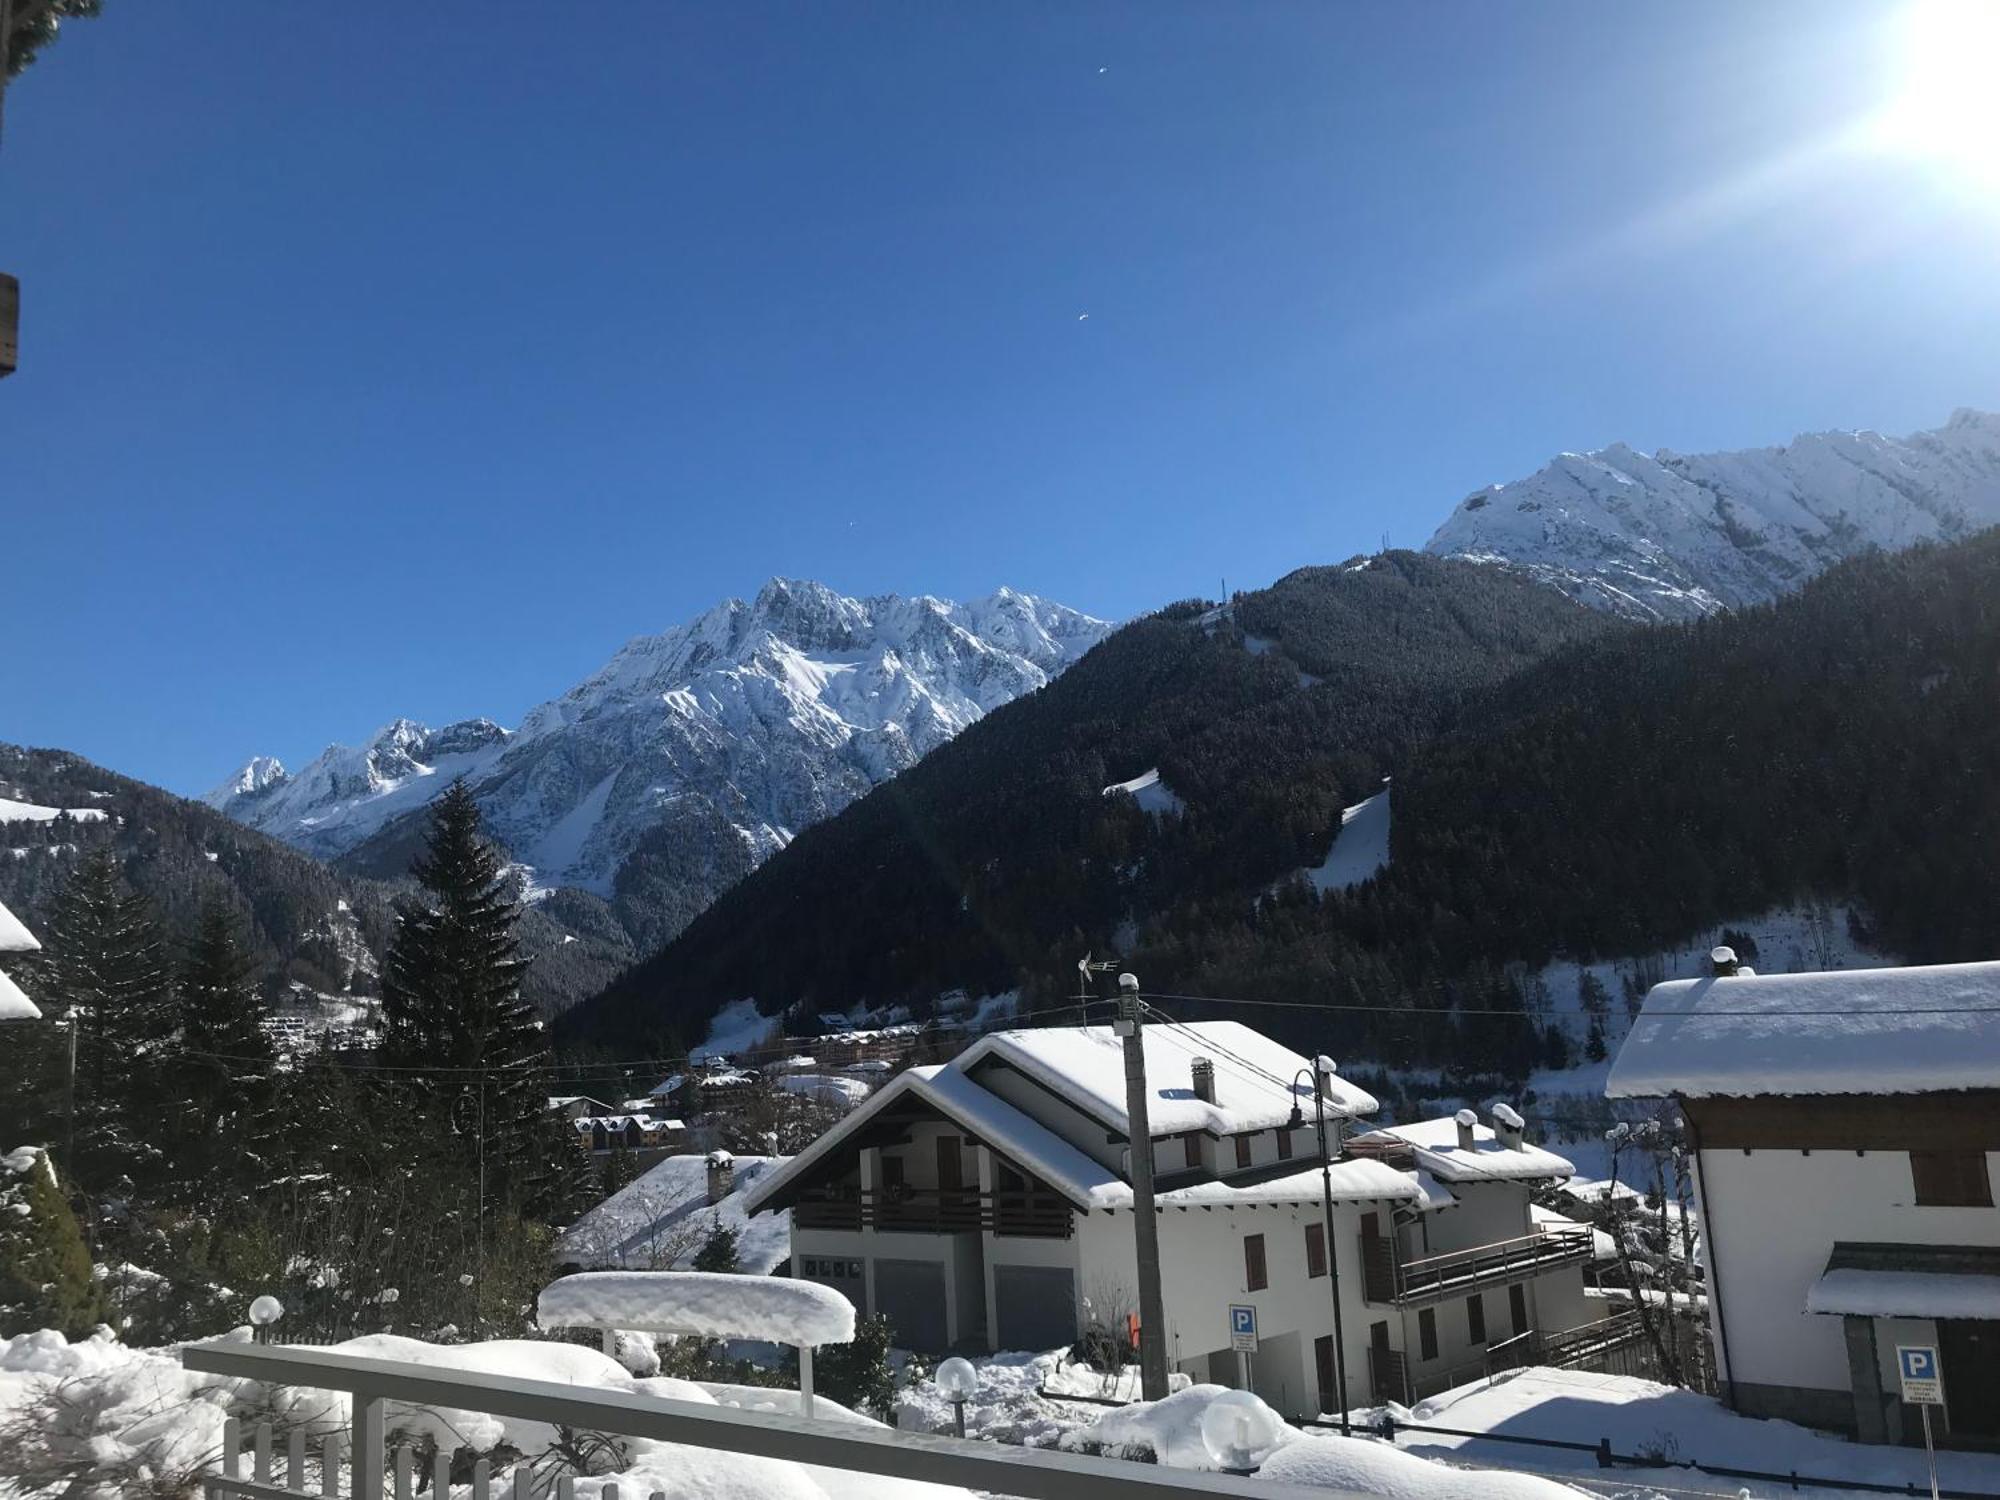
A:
1898 1345 1944 1405
1230 1304 1258 1351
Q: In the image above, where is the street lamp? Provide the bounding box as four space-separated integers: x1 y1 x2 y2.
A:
1288 1054 1351 1435
935 1356 979 1437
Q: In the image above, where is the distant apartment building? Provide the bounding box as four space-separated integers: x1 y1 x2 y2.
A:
744 1020 1595 1417
1610 957 2000 1446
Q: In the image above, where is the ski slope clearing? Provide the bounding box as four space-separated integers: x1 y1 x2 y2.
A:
0 796 108 824
1305 787 1390 893
1102 767 1184 817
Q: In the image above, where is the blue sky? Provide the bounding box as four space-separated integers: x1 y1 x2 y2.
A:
3 1 1997 795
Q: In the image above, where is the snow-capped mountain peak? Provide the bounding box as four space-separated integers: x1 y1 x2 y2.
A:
1425 409 2000 619
207 582 1111 900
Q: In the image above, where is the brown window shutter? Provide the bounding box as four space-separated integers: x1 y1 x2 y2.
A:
1244 1233 1268 1291
1306 1221 1327 1279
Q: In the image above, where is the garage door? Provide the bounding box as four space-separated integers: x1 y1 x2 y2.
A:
993 1264 1077 1353
873 1258 949 1352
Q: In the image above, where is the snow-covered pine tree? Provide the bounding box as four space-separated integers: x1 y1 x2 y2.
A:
31 851 173 1183
379 781 545 1201
692 1222 740 1273
0 1146 106 1338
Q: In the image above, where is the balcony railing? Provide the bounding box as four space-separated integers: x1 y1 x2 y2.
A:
182 1341 1364 1500
793 1185 1074 1238
1358 1226 1594 1305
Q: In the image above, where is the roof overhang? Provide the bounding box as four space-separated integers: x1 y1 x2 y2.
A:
1806 1243 2000 1321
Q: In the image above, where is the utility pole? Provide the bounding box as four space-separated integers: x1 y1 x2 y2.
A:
1116 973 1171 1400
1312 1056 1352 1434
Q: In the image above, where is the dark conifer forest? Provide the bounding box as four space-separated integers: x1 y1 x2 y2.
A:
561 535 2000 1074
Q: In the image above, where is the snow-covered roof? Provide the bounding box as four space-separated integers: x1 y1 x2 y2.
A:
1806 1267 2000 1321
570 1113 684 1132
0 968 41 1022
1350 1117 1574 1182
556 1153 791 1273
747 1052 1418 1219
1607 961 2000 1099
538 1270 855 1346
0 898 39 955
1153 1159 1421 1208
745 1064 1127 1214
960 1021 1377 1138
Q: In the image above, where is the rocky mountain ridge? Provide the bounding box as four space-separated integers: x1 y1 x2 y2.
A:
1425 408 2000 619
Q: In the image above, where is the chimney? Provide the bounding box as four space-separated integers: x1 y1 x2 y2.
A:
1191 1057 1216 1104
1454 1108 1478 1152
1491 1102 1526 1152
1710 945 1740 978
705 1149 735 1206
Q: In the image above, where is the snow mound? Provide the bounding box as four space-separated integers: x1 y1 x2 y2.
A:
1261 1434 1589 1498
1078 1385 1588 1497
538 1271 856 1346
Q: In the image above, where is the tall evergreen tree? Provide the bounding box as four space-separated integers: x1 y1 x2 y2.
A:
166 899 274 1202
31 851 172 1182
380 782 543 1198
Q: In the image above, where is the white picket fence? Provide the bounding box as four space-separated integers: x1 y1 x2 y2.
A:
184 1341 1362 1500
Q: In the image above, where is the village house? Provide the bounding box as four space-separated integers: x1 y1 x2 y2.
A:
649 1063 760 1120
743 1020 1596 1418
0 897 40 1022
1608 957 2000 1447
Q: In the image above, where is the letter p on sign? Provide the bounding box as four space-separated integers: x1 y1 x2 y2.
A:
1899 1345 1945 1406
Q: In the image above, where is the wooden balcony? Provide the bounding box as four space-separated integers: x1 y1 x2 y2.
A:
1358 1226 1594 1305
793 1186 1074 1239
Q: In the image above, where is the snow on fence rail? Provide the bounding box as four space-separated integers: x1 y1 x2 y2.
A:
182 1340 1367 1500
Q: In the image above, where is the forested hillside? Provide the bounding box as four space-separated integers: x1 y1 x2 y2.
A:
557 555 1618 1055
0 745 392 997
564 534 2000 1077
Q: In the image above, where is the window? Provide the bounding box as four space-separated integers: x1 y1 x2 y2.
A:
1466 1293 1487 1345
1235 1135 1253 1170
1244 1233 1268 1291
881 1155 905 1190
1314 1335 1335 1414
1911 1150 1992 1207
1509 1282 1529 1337
1276 1129 1293 1161
1417 1307 1438 1361
1183 1131 1202 1170
1305 1222 1328 1279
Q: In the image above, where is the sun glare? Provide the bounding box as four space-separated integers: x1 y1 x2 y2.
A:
1875 0 2000 191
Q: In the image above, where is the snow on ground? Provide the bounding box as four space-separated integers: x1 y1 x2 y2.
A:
897 1351 1192 1445
1101 768 1185 817
0 1327 977 1500
557 1153 792 1273
693 998 783 1063
0 796 109 824
1305 787 1390 894
1073 1382 1587 1497
1375 1366 2000 1500
778 1073 872 1108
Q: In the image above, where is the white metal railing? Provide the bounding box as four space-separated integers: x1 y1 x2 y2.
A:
183 1341 1367 1500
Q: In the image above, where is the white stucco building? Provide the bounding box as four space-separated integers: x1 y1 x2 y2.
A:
745 1020 1595 1417
0 897 41 1021
1609 958 2000 1446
